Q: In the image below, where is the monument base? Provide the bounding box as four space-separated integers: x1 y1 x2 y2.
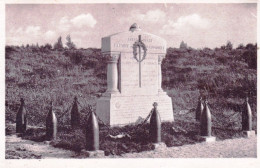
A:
152 142 167 150
200 136 216 143
96 92 174 126
243 130 255 138
81 150 105 157
15 133 23 137
44 141 51 145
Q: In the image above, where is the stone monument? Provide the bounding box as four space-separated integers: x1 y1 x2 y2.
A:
96 23 174 126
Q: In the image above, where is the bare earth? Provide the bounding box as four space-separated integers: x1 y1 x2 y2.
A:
6 135 257 159
6 135 77 159
110 137 257 158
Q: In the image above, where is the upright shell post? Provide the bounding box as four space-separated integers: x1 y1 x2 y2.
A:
46 101 58 141
200 100 212 137
195 97 204 121
149 102 161 143
85 106 99 151
71 96 80 129
242 97 252 131
16 98 27 134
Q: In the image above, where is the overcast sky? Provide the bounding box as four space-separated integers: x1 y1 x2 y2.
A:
6 3 257 49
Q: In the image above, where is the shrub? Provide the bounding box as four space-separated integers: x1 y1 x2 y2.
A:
5 46 17 59
52 128 86 153
66 35 76 49
64 50 84 65
53 36 64 51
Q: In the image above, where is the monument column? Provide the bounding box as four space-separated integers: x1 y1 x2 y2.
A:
105 52 120 93
158 55 165 92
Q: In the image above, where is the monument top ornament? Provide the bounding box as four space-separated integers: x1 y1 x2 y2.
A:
129 23 141 32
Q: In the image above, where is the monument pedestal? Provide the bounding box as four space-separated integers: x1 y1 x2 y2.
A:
15 133 23 137
152 142 167 150
199 136 216 143
96 92 173 126
243 130 255 138
43 141 51 145
81 150 105 158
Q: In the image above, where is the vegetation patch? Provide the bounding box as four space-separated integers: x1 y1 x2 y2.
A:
5 40 257 156
5 116 247 156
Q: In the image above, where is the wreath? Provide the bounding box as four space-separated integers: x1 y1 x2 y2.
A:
133 41 147 62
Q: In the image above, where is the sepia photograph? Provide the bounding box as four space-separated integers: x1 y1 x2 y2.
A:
2 0 258 166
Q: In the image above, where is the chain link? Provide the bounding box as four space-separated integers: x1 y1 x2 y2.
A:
132 109 153 131
5 105 13 114
85 104 154 136
181 109 195 115
223 111 240 120
76 100 85 110
23 104 29 114
8 97 152 137
211 113 240 129
90 107 120 135
75 101 119 135
59 103 73 119
216 112 240 123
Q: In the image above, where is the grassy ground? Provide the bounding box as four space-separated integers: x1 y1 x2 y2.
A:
6 47 106 126
5 44 257 156
6 112 247 156
5 45 257 128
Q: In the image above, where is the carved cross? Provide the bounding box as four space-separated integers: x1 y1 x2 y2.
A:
138 35 142 87
133 35 146 88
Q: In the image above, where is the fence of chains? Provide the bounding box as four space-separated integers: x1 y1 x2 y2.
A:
180 103 242 129
9 98 244 135
76 99 154 138
207 103 242 129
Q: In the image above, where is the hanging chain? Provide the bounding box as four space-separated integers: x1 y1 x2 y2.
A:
75 100 116 134
132 109 153 131
211 112 240 129
82 102 154 136
59 103 73 119
76 99 85 110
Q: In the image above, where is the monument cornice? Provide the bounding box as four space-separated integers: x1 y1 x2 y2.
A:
103 51 166 54
102 51 121 63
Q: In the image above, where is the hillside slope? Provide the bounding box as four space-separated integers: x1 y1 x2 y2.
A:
5 44 257 129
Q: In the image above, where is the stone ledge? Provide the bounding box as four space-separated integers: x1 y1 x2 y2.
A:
243 130 256 138
96 93 173 126
81 149 105 158
200 136 216 143
43 141 51 145
152 142 167 150
15 133 23 137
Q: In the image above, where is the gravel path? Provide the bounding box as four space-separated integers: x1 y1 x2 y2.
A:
6 135 257 158
6 135 77 159
110 137 257 158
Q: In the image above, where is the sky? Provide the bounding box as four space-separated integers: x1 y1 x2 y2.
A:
5 3 257 49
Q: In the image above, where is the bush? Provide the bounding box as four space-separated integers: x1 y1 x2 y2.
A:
63 50 84 65
16 118 250 156
53 36 64 51
21 128 46 142
5 46 17 59
5 42 257 147
52 128 86 153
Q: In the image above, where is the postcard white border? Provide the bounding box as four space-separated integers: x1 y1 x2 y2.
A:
0 0 259 168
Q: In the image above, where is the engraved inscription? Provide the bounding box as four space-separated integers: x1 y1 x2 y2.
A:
114 43 129 48
112 34 165 51
120 53 158 94
113 43 164 50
